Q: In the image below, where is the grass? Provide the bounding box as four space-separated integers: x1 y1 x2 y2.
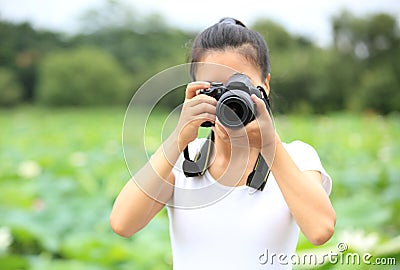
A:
0 107 399 269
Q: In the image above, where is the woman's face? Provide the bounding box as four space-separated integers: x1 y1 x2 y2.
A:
195 50 270 144
195 50 269 92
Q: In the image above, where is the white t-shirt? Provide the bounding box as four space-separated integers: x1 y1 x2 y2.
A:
166 139 331 270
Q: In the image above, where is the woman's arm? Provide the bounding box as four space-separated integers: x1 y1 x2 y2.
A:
263 137 336 245
110 82 216 237
249 94 336 245
109 133 179 238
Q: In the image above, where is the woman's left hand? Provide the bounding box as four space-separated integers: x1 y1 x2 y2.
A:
245 94 277 150
215 94 278 163
243 94 278 165
219 95 275 146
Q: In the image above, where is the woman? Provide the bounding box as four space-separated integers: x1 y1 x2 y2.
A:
110 18 336 269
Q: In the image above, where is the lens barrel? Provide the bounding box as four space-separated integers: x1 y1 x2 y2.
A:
216 90 256 129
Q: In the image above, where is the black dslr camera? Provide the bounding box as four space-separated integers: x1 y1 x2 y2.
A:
200 73 270 129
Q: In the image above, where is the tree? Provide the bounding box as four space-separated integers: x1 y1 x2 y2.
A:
73 0 192 109
36 47 130 106
331 11 400 113
252 19 336 113
0 20 66 102
0 68 23 106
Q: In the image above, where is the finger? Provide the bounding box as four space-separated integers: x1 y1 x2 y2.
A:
195 112 216 123
189 102 217 116
184 112 216 128
190 93 218 105
184 95 217 109
251 94 269 118
186 81 210 99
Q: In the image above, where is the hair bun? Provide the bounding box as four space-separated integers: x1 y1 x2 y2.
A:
219 17 247 28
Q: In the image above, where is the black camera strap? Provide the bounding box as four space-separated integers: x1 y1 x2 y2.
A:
246 153 270 191
182 131 214 177
257 86 272 116
182 130 270 191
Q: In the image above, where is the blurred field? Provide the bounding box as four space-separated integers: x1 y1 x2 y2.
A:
0 107 399 269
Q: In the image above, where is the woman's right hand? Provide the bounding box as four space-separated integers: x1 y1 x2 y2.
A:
174 81 217 152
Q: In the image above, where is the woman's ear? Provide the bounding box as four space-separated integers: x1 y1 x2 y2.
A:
264 73 271 95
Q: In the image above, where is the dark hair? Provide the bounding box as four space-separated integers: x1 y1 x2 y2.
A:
190 18 271 81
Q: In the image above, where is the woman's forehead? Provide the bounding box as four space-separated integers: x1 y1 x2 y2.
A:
194 62 238 84
194 51 263 85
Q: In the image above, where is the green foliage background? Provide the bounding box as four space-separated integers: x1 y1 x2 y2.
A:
0 1 399 113
1 108 399 269
36 47 131 106
1 1 400 269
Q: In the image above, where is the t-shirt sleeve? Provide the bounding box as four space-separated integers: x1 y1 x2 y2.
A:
284 140 332 195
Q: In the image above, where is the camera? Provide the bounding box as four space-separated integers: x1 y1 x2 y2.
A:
199 73 268 129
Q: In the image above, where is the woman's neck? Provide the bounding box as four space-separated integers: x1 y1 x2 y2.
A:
212 126 259 160
208 128 259 186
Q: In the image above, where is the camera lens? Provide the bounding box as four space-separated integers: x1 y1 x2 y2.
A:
216 90 256 129
221 98 247 122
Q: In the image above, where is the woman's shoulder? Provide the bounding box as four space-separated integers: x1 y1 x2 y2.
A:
282 140 318 155
281 140 322 171
282 140 332 194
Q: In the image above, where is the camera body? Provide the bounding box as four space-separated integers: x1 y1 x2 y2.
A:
199 73 267 129
199 82 227 100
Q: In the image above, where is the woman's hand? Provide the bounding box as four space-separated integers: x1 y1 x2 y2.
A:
246 94 277 149
174 81 217 152
216 94 276 150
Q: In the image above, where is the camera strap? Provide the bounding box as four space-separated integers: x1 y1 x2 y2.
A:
182 130 270 191
182 131 214 177
257 86 272 116
246 153 270 191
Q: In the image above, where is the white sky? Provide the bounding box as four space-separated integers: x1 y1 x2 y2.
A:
0 0 399 46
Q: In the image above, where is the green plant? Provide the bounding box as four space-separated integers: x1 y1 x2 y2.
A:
36 47 130 106
0 68 23 106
